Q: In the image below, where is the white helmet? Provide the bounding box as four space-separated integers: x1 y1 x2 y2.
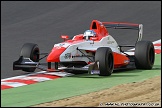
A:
83 30 96 40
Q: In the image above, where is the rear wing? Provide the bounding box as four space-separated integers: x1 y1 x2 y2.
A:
102 22 143 43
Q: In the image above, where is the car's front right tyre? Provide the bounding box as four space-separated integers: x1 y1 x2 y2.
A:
20 43 40 72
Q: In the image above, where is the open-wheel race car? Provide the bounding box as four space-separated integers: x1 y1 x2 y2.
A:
13 20 155 76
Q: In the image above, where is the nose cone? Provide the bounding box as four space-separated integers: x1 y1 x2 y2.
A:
47 47 66 62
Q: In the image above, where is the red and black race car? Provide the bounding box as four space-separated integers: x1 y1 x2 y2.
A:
13 20 155 76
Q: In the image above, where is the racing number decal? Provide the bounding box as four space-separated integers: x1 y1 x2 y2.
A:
64 53 71 59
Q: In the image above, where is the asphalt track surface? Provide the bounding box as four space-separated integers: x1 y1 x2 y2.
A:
1 1 161 79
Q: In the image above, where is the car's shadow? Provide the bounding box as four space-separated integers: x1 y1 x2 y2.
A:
21 64 161 78
67 69 139 79
67 65 161 78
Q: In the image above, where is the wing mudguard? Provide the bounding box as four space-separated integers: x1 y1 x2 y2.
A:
13 56 38 70
13 56 62 72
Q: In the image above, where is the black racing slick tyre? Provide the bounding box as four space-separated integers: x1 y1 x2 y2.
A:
95 47 114 76
135 41 155 69
20 43 40 72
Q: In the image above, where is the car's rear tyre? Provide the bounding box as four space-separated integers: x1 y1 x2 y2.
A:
135 41 155 69
95 47 114 76
20 43 40 72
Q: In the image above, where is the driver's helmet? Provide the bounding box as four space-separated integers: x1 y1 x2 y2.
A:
83 30 96 40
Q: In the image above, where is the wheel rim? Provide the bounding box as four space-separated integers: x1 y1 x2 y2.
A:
32 48 39 62
149 47 154 65
106 52 113 72
108 53 113 70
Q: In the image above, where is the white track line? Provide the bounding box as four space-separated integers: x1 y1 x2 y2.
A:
1 82 27 87
1 71 47 81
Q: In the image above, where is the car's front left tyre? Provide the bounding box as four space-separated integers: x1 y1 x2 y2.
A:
95 47 114 76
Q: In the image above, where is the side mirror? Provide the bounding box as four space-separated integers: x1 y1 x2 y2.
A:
90 37 98 41
61 35 69 41
90 37 98 44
